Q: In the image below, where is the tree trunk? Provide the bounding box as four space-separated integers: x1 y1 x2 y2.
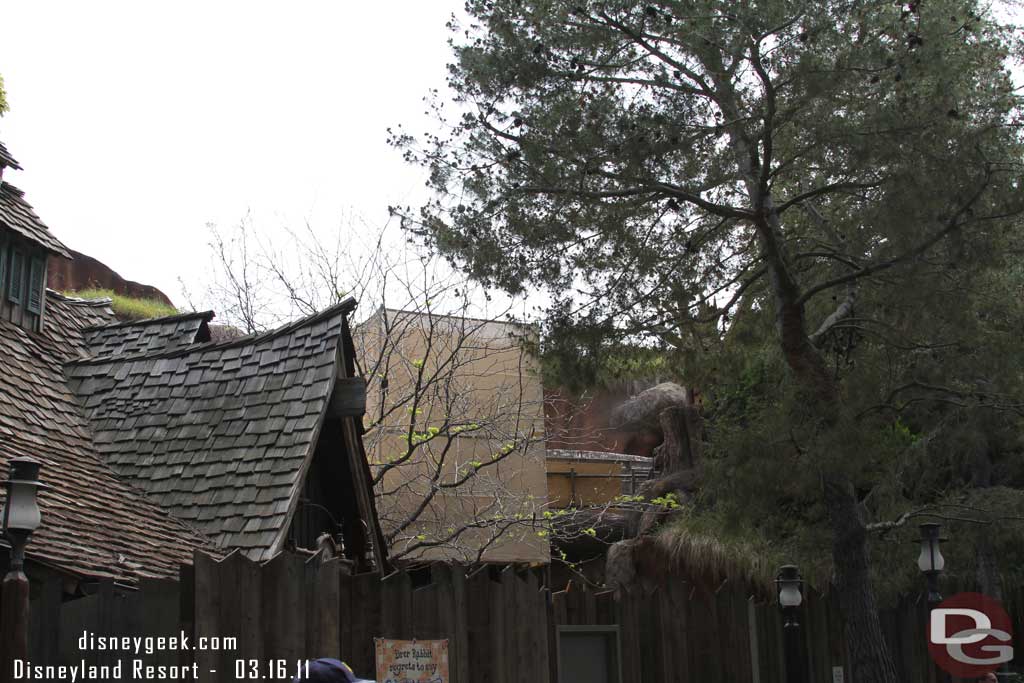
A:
705 49 899 682
972 447 1003 601
653 404 701 474
826 480 900 683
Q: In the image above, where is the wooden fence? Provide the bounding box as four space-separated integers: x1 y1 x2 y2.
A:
190 551 549 683
21 550 1024 682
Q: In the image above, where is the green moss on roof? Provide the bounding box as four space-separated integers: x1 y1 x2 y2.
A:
64 288 178 321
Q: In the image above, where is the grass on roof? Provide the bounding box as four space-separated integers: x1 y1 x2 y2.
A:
64 288 178 321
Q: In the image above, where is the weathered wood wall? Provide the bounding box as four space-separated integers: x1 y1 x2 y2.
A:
23 551 1024 682
190 551 549 683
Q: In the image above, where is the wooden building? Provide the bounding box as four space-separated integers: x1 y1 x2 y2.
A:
0 137 388 602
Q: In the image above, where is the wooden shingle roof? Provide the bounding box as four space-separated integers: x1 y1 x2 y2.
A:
67 300 358 561
0 293 215 583
0 182 71 257
0 140 22 171
84 310 214 358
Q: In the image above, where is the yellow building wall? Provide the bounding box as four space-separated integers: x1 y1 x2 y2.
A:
546 460 625 508
355 308 549 564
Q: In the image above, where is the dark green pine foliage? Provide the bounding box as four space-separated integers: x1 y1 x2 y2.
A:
393 2 1024 681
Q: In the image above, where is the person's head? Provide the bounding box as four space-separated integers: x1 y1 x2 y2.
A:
979 672 998 683
293 659 374 683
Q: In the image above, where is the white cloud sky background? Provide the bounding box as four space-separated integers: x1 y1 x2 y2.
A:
1 1 459 308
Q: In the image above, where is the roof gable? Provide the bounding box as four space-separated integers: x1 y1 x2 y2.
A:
66 300 356 560
0 182 71 258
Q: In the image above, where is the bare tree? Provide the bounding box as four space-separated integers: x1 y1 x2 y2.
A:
194 217 691 569
192 217 552 563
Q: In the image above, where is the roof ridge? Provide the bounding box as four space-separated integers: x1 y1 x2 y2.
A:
0 180 25 197
46 289 115 307
83 309 215 331
0 140 23 171
68 297 357 366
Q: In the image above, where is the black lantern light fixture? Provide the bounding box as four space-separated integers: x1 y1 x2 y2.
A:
776 564 804 627
776 564 805 683
2 457 46 570
917 522 945 604
0 457 46 682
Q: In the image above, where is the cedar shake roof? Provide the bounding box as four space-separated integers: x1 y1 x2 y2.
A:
0 140 22 170
0 182 72 258
66 299 360 561
0 292 214 583
84 310 214 359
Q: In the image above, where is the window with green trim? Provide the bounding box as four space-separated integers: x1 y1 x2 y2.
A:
8 248 24 304
27 255 44 314
0 239 6 300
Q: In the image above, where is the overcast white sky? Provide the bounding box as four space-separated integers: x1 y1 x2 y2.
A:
0 1 459 306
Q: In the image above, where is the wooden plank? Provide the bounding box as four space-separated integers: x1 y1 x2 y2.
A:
431 565 454 678
769 601 787 683
826 592 847 683
28 570 62 664
138 578 182 672
330 377 367 417
219 550 262 679
262 551 305 661
179 562 196 671
747 597 761 683
96 580 116 670
732 585 753 683
528 570 549 683
349 572 381 675
640 587 661 683
674 581 693 683
515 570 535 681
338 570 353 665
193 552 221 681
715 585 735 683
449 567 470 683
412 575 440 640
544 588 557 683
467 570 493 683
812 590 831 683
617 588 641 683
500 567 517 683
310 556 341 658
514 568 534 682
565 584 581 626
583 584 597 624
658 583 676 679
493 567 510 683
381 571 412 639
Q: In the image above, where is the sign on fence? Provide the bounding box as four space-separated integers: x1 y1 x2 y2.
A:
374 639 449 683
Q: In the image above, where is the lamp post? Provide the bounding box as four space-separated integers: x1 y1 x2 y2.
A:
917 522 945 605
1 458 46 683
917 522 951 683
776 564 805 683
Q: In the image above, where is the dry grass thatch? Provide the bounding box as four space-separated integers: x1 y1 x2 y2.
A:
648 521 780 596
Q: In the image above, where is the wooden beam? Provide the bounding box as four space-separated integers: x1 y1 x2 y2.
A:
329 377 366 418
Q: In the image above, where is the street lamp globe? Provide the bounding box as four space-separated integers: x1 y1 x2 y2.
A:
917 522 945 603
778 565 802 622
917 522 945 573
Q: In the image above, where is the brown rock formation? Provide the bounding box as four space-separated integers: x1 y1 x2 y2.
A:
47 249 173 306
